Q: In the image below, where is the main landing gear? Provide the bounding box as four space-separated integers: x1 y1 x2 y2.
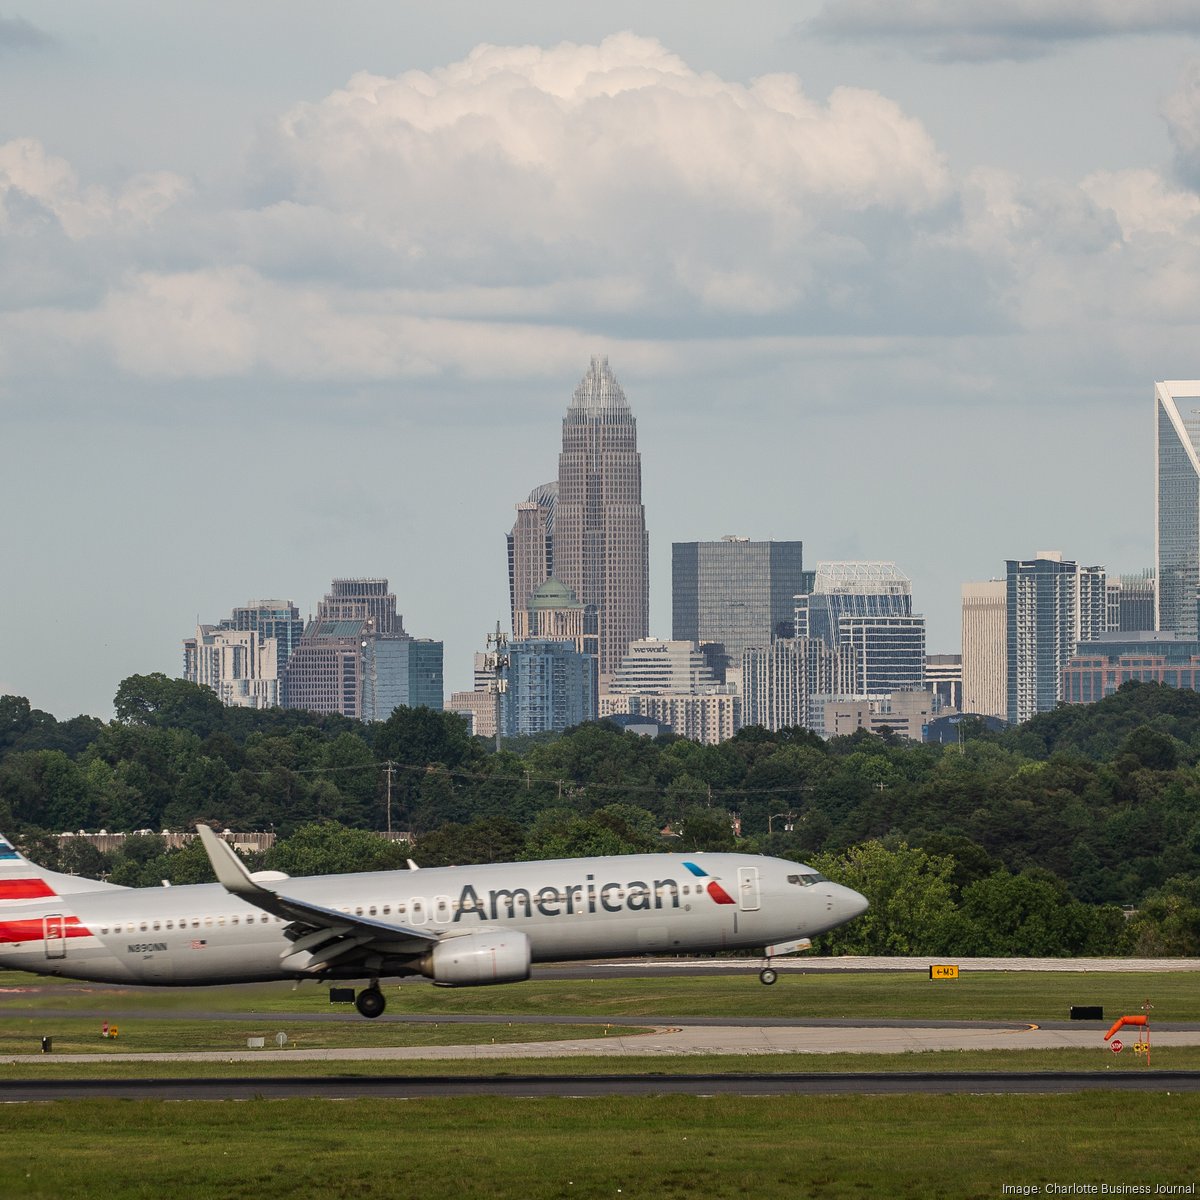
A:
356 984 387 1019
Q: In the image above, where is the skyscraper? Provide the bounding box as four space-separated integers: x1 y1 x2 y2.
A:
281 578 443 720
1156 381 1200 636
1006 552 1105 725
961 580 1006 719
183 599 302 709
507 482 556 633
554 357 649 680
796 562 926 696
672 537 809 673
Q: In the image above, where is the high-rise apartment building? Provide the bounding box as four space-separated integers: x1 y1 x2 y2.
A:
1006 552 1105 725
183 599 302 709
962 580 1006 720
924 654 963 711
741 637 855 732
672 537 810 673
504 639 597 738
1156 381 1200 636
554 357 649 680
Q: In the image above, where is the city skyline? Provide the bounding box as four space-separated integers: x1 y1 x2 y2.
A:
2 7 1196 718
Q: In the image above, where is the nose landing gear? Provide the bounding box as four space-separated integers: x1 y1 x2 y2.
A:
758 966 778 986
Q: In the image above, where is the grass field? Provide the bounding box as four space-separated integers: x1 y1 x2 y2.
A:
0 1094 1197 1200
4 967 1199 1197
4 966 1196 1023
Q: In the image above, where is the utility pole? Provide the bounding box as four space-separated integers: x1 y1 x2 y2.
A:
485 621 509 754
384 760 394 836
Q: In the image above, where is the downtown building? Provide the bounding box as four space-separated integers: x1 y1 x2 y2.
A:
1061 630 1200 704
795 563 927 697
672 537 812 676
961 580 1006 720
1156 381 1200 637
281 579 442 721
1006 552 1105 725
505 357 649 685
600 639 740 745
183 599 304 709
741 637 856 733
503 639 597 738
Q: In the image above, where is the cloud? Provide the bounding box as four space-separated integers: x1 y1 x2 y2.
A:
1 34 1200 412
1165 60 1200 188
0 15 53 56
807 0 1200 62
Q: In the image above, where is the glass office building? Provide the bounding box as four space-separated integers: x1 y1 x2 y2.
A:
1156 382 1200 637
672 538 809 674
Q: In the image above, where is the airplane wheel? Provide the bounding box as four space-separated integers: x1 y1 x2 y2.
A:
356 987 387 1018
759 968 778 986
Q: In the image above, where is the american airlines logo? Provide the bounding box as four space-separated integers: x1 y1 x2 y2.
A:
453 863 734 923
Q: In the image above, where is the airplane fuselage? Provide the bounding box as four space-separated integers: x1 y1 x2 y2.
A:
0 852 864 988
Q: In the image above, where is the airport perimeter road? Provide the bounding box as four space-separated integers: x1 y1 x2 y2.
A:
4 1071 1200 1102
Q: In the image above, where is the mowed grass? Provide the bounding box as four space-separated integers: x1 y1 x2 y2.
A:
4 966 1197 1023
5 1044 1200 1080
0 1016 624 1055
1 1094 1197 1200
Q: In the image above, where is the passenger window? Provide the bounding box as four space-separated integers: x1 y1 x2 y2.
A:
152 921 161 931
231 916 239 925
139 922 148 932
204 917 213 928
369 906 377 916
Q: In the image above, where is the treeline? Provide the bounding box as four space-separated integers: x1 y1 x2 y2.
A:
3 673 1200 954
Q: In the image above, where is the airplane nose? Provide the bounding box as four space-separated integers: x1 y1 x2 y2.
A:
833 883 869 921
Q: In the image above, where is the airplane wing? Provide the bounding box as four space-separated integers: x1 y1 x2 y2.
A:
196 825 438 972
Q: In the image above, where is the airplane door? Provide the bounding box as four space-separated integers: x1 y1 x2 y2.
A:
43 914 67 960
737 867 761 912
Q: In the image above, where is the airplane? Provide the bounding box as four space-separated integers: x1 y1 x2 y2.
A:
0 825 868 1018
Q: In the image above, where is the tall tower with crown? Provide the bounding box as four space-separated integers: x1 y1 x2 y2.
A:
554 357 649 680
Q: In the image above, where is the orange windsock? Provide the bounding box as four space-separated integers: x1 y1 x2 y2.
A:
1104 1014 1148 1040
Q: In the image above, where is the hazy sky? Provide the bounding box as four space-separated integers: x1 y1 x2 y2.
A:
4 2 1200 719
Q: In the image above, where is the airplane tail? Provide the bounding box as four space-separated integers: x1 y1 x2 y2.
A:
0 833 125 899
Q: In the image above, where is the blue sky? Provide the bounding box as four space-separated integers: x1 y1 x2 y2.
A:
3 2 1200 717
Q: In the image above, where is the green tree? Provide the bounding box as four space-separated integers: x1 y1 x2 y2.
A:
265 822 412 876
809 841 958 955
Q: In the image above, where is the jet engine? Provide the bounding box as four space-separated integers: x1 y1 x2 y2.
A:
420 930 532 987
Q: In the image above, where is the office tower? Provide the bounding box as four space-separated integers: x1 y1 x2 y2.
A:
554 357 649 680
183 599 303 709
795 563 926 696
1061 630 1200 703
962 580 1006 719
672 537 808 673
1106 570 1156 633
503 640 597 737
282 578 443 719
507 482 556 632
741 637 855 732
925 654 963 711
1156 381 1200 636
600 639 740 744
1006 552 1105 725
798 562 913 647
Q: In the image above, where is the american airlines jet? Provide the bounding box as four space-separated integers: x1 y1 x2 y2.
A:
0 826 868 1018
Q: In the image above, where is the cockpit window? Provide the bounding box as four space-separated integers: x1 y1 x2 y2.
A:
787 872 827 886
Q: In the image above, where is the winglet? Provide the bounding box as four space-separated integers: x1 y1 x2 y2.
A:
196 824 262 899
